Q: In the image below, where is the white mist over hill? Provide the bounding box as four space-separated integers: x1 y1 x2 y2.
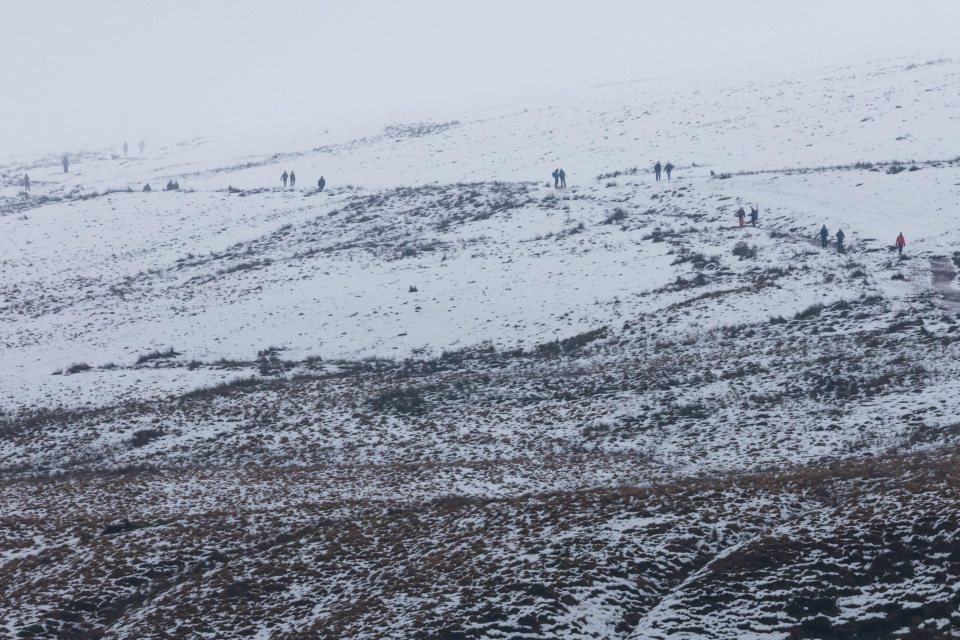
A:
1 0 958 155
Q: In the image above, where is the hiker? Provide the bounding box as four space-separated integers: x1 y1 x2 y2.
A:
749 205 759 227
896 232 906 256
836 228 845 252
654 161 662 181
735 206 746 227
62 155 69 173
317 176 326 192
664 162 674 180
552 169 560 188
166 180 175 191
123 141 129 157
138 139 146 154
143 183 151 192
289 171 296 188
559 168 566 188
23 174 30 192
819 225 829 249
281 171 288 187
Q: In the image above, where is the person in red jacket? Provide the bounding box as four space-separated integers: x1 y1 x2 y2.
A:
895 232 906 256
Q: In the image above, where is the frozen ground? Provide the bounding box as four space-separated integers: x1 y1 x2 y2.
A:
2 56 960 638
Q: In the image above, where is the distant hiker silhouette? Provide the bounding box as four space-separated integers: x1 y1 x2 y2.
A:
62 155 69 173
23 174 30 192
317 176 326 192
749 205 759 227
552 169 560 188
138 139 146 154
289 171 296 188
819 225 829 248
896 232 906 256
143 183 151 192
281 171 288 187
559 168 566 188
123 141 129 157
664 162 674 180
836 229 845 252
735 207 746 227
654 161 662 181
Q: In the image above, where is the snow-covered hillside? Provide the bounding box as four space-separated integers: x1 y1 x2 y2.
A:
2 56 960 638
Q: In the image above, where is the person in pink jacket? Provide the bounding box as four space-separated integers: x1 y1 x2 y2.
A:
734 207 746 227
895 232 906 256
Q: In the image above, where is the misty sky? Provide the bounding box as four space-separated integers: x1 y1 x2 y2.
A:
2 0 958 156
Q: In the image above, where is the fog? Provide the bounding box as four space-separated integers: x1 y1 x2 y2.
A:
2 0 958 156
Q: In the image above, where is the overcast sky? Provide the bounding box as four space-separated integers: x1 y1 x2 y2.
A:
1 0 958 156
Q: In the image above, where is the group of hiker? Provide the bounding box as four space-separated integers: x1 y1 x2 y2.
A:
731 214 907 256
23 163 327 197
122 140 146 157
550 161 676 188
551 168 567 188
734 204 760 227
819 225 846 251
816 225 907 256
655 161 902 256
654 161 675 181
726 198 909 256
16 150 913 261
58 140 144 175
282 171 326 191
141 169 329 196
140 180 179 192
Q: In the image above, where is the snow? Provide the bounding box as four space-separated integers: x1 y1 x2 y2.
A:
3 57 959 414
2 54 960 638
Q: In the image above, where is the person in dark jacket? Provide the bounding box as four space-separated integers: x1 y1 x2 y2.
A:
664 162 674 180
62 155 70 173
552 169 560 187
836 228 845 252
819 225 829 248
895 232 906 256
317 176 326 192
735 207 746 227
143 183 151 192
281 171 288 187
749 205 759 227
558 168 566 188
290 171 296 188
654 161 662 181
23 174 30 192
